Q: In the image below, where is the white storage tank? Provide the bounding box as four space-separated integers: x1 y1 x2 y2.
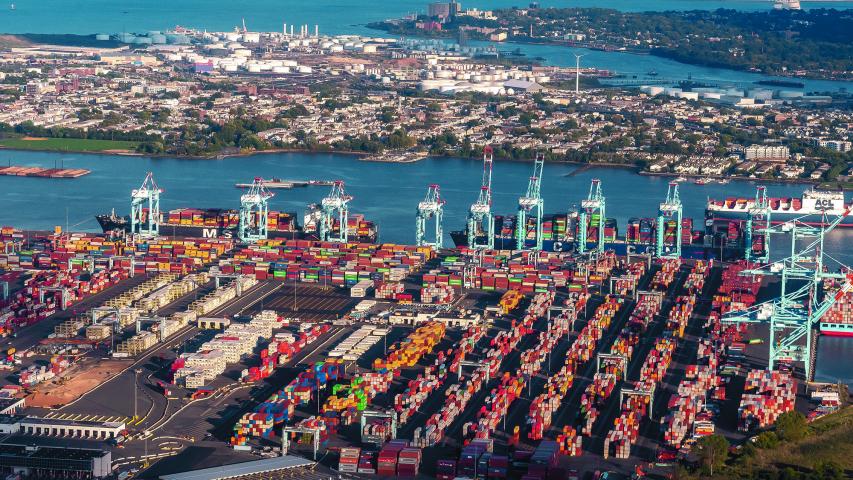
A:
748 89 774 101
675 91 699 101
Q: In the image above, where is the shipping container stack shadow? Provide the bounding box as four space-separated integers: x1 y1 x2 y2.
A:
537 261 659 475
584 263 688 467
635 262 724 465
417 297 540 477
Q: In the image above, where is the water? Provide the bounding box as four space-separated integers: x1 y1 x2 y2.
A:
472 41 853 93
815 337 853 387
0 149 812 238
3 0 853 37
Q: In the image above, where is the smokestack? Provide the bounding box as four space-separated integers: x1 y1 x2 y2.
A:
283 23 287 35
290 25 294 36
315 25 319 37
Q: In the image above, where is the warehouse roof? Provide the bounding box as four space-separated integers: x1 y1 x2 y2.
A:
159 456 314 480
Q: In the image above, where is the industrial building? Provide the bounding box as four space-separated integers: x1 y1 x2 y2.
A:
0 443 112 479
0 415 127 440
0 398 25 416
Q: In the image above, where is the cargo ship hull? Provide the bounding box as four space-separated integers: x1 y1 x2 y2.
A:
96 211 378 243
705 212 853 228
706 190 853 227
819 322 853 337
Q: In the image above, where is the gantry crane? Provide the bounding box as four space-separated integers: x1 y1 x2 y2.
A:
744 186 771 263
656 181 682 258
416 184 445 249
467 146 495 250
238 177 274 242
320 180 351 243
722 206 852 380
577 179 605 254
130 172 162 237
516 152 545 251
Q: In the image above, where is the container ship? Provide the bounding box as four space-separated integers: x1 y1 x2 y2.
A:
705 189 853 228
450 212 739 259
96 204 378 243
819 286 853 337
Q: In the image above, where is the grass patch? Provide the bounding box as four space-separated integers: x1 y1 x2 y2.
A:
755 406 853 470
0 137 138 152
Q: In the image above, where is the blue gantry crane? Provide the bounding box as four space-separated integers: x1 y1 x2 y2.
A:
238 177 274 242
467 146 495 250
744 185 771 263
722 206 852 380
320 180 352 243
577 178 605 254
656 181 682 258
516 152 545 251
416 184 445 249
130 172 162 237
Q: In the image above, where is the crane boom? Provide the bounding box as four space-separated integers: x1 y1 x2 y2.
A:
516 152 545 250
467 147 495 249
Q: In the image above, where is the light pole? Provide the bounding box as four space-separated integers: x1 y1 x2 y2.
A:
574 53 586 94
134 368 143 421
293 272 298 312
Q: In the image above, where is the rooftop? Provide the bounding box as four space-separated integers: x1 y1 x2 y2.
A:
159 456 314 480
0 443 109 461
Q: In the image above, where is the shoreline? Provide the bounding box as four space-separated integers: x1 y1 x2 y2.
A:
370 26 853 84
0 145 842 191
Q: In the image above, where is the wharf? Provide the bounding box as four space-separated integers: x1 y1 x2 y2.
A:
0 165 90 178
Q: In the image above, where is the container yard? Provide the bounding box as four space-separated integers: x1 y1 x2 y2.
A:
1 183 850 480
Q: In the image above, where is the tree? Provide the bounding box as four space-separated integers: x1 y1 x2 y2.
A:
694 434 729 475
814 461 843 480
754 431 779 449
775 411 808 442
